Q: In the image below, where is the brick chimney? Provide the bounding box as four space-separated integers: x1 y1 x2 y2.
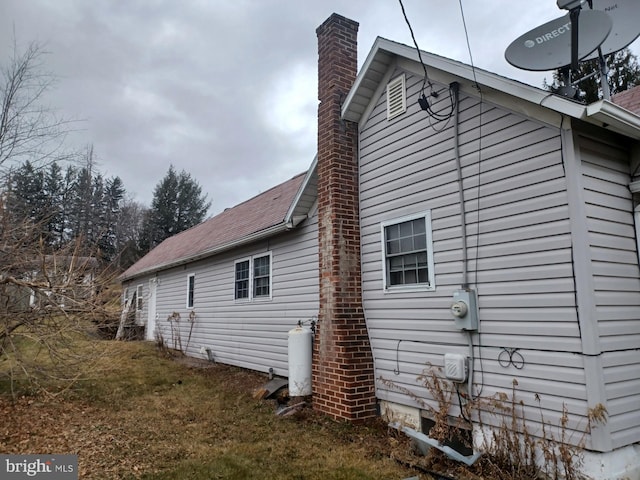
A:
312 13 376 422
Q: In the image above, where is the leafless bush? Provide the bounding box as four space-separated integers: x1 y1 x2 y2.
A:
0 218 121 396
382 365 608 480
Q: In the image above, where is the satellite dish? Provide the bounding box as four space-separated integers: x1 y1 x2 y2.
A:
584 0 640 59
505 10 612 71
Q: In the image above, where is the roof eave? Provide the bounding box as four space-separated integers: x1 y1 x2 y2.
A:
119 222 290 282
585 100 640 140
284 155 318 222
343 38 585 122
120 160 320 283
343 38 640 140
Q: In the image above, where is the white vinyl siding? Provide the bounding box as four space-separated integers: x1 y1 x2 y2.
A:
578 135 640 449
359 70 587 443
149 213 318 377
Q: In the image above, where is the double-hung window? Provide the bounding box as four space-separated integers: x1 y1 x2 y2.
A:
186 273 195 308
136 284 143 311
234 253 272 301
381 212 435 291
234 260 250 300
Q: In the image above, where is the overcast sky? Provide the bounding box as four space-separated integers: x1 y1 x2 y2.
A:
1 1 638 216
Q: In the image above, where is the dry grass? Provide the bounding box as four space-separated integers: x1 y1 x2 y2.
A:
0 340 426 479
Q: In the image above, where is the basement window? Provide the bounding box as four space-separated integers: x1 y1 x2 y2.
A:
234 252 272 301
386 74 406 120
381 212 435 292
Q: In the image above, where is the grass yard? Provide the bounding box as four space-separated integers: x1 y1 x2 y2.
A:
0 340 431 479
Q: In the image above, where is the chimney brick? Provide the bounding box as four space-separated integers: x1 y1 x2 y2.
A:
313 13 377 423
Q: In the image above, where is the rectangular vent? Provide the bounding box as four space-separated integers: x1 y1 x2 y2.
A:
386 74 406 120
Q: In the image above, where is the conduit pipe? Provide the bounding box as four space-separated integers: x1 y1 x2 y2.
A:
451 82 476 398
451 82 468 289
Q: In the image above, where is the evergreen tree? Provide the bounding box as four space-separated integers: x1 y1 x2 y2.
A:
3 152 134 263
145 165 211 249
43 162 65 247
6 161 49 242
98 176 125 262
546 48 640 103
71 166 93 244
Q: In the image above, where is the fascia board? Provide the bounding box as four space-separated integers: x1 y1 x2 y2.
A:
285 155 317 222
342 37 390 122
344 38 640 140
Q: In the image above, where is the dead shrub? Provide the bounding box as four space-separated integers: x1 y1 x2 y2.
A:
381 365 608 480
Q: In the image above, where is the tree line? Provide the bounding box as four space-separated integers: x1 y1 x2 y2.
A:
1 41 210 271
4 153 210 269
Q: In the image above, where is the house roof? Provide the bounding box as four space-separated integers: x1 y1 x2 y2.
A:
343 37 640 140
119 162 317 281
612 85 640 115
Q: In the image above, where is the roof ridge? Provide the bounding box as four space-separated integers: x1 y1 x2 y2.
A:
219 171 307 213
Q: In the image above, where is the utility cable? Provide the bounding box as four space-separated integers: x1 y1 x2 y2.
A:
397 0 431 93
458 0 485 401
458 0 480 91
397 0 455 125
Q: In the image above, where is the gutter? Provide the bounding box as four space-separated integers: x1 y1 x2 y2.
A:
585 100 640 140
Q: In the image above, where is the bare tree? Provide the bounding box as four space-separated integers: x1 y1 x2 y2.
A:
0 39 120 396
0 212 121 396
114 198 149 269
0 38 74 173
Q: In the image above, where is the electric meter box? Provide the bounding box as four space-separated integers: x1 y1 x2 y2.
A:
451 289 478 331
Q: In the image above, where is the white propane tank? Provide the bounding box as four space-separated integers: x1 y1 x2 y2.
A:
288 324 313 397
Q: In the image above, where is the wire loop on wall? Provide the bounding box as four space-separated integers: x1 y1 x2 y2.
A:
498 347 525 369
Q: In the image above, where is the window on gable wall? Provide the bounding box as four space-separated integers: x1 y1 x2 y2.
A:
381 212 435 291
234 253 272 301
136 284 143 310
187 273 195 308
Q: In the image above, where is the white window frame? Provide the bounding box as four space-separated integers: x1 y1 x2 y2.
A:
234 252 273 302
635 205 640 265
186 273 195 309
234 257 251 301
380 211 435 293
136 284 143 311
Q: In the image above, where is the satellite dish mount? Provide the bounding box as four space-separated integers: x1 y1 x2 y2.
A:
557 0 611 99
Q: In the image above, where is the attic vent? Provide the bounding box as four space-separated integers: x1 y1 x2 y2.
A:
386 74 406 120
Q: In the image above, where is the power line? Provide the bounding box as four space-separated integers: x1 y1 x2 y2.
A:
458 0 480 91
397 0 431 92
